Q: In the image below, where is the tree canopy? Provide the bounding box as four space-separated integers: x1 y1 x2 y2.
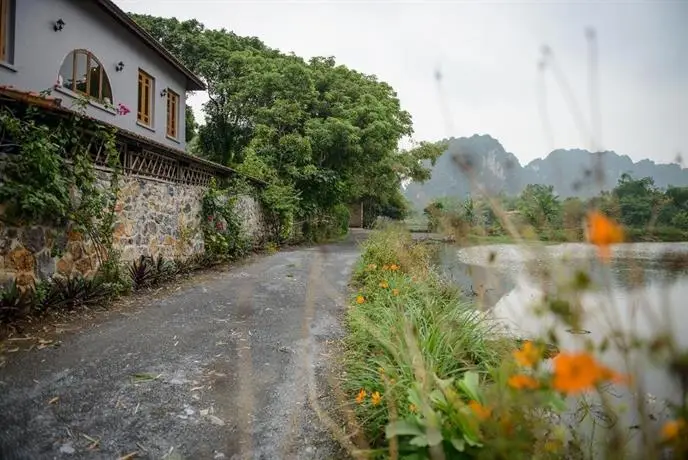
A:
131 14 443 225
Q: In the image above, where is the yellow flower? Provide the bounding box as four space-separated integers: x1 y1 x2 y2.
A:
367 263 377 270
371 391 382 406
586 210 624 262
508 374 540 390
468 400 491 421
356 295 365 304
389 263 400 271
379 280 389 289
355 389 367 404
409 403 417 413
392 288 399 296
513 341 542 368
378 367 385 375
661 418 686 441
552 352 625 394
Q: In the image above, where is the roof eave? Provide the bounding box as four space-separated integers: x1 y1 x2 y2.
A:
95 0 207 92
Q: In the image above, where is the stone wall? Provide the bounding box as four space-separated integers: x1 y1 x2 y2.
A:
0 171 267 287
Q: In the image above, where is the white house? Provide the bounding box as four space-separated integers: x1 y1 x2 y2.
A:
0 0 205 151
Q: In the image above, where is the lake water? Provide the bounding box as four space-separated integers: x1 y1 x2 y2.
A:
438 242 688 450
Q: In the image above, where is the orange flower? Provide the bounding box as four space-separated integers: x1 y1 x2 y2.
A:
513 341 542 368
468 400 491 421
392 288 399 296
552 352 625 394
586 210 624 262
355 389 367 404
371 391 382 406
508 374 540 390
661 418 686 441
379 280 389 289
382 264 390 271
356 295 365 304
389 264 400 271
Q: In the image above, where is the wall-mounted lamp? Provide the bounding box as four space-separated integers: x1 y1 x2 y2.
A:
54 18 66 32
115 61 125 72
160 88 168 98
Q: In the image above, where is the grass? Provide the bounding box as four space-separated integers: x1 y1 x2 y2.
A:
339 223 688 459
343 224 513 453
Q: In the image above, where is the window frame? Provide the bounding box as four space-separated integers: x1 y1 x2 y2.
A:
59 49 112 104
0 0 15 64
137 69 154 128
165 88 179 139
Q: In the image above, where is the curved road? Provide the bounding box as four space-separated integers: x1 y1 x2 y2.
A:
0 231 367 459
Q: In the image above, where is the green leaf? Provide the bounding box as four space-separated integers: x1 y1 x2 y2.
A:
450 437 466 452
426 427 443 446
409 435 429 447
457 371 481 402
385 420 425 438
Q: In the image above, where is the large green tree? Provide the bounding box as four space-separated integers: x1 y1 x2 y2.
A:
131 14 441 223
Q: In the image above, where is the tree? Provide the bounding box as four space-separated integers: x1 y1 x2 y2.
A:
130 14 441 227
612 174 664 227
517 184 562 229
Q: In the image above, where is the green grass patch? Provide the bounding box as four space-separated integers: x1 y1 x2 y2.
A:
343 224 513 455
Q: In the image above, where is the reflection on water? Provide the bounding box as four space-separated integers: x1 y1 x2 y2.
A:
437 242 688 450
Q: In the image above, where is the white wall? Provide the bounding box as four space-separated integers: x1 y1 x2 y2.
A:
0 0 189 150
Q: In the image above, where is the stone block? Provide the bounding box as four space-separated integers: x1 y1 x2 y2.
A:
56 255 73 275
36 250 56 280
8 247 34 272
74 257 93 275
15 271 36 288
22 226 46 253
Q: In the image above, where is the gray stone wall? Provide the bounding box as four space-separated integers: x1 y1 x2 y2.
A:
0 172 267 287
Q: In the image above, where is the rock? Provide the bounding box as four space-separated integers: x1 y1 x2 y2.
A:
56 255 73 275
22 227 45 253
36 250 55 279
52 230 68 255
8 247 34 271
0 233 12 255
59 443 75 455
144 221 157 235
68 242 83 260
67 229 83 242
15 271 35 287
207 415 225 426
74 257 93 274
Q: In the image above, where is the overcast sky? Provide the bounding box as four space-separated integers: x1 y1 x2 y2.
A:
116 0 687 166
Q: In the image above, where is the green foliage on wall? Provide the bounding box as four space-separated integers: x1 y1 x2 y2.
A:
201 178 251 260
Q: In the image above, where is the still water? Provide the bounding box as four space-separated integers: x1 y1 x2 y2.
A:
438 242 688 447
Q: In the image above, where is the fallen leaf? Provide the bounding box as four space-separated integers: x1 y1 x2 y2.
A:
208 415 225 426
131 373 160 383
48 396 60 405
119 452 139 460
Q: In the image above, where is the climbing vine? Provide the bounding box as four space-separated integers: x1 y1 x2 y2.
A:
201 178 251 260
0 93 125 284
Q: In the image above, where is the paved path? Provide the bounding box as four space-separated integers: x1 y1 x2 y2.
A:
0 231 367 459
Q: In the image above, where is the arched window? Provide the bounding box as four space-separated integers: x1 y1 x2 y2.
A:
58 49 113 104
